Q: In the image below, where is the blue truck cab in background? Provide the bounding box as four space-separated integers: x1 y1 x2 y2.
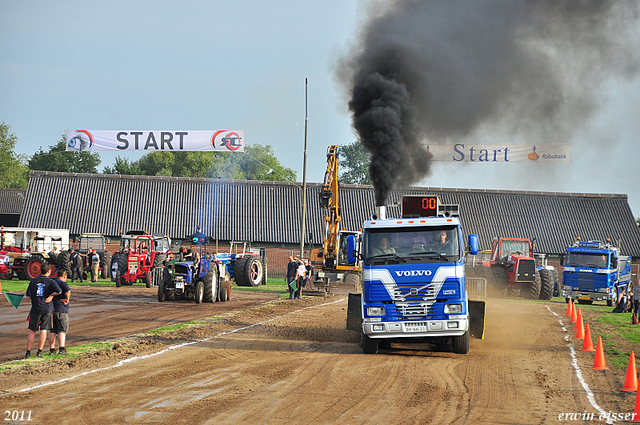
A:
562 239 632 306
346 196 486 355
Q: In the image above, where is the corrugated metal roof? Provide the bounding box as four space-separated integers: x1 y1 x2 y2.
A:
19 171 640 256
0 188 26 214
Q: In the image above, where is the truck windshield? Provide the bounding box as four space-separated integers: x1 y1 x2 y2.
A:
364 226 459 264
566 252 608 268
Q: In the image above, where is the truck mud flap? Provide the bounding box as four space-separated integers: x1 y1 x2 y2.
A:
468 300 486 339
346 293 362 332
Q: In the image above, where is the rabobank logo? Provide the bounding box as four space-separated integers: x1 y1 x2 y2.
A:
394 270 433 277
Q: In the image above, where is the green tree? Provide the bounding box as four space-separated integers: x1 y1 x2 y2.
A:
137 151 175 176
100 144 296 182
103 157 143 175
339 141 371 184
0 122 29 188
29 136 101 173
236 144 296 181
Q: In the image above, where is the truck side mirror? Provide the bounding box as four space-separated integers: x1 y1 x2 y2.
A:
468 235 479 256
611 257 618 269
560 255 565 266
346 234 358 263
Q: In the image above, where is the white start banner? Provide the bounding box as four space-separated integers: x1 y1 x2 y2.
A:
64 130 245 152
424 143 571 162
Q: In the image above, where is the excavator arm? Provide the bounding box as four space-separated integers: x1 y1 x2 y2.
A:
319 145 341 269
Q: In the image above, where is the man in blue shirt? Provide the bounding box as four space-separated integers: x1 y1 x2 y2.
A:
48 268 71 355
25 262 61 358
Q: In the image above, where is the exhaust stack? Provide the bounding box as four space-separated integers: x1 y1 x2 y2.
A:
375 205 387 220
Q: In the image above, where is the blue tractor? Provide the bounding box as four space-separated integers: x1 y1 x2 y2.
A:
157 232 231 303
214 241 266 287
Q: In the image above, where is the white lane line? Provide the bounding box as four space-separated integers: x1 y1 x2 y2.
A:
546 306 612 424
1 298 346 397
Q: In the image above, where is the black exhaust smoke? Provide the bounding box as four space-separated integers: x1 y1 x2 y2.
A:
338 0 640 206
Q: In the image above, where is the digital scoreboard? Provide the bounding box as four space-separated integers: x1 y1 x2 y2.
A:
401 196 439 218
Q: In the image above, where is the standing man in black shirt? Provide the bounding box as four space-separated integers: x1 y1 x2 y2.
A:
25 262 61 358
48 268 71 355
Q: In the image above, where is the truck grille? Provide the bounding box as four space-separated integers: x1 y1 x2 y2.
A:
389 282 441 319
391 282 437 302
577 272 595 290
516 259 536 283
395 303 435 318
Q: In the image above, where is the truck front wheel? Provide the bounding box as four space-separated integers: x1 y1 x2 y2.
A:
361 334 379 354
452 331 470 354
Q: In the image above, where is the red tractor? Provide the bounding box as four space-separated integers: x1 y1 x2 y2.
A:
484 237 553 300
110 231 172 288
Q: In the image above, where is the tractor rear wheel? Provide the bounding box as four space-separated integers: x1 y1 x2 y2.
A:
233 257 248 286
241 256 264 288
523 271 542 300
361 334 379 354
115 271 122 287
452 331 470 354
25 256 44 280
195 281 204 304
153 254 165 268
145 273 152 288
538 269 554 300
203 263 219 303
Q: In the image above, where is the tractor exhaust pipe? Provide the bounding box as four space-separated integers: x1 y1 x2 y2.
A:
374 205 386 220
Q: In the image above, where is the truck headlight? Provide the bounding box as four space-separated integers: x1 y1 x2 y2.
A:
367 306 385 316
445 304 462 314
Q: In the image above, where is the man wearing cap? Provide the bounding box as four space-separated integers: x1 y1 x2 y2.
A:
90 249 100 283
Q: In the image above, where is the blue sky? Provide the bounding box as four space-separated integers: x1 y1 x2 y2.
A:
1 0 639 218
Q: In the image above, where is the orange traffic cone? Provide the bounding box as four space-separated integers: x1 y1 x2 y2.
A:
593 336 608 370
575 308 583 330
570 301 578 323
575 313 585 339
566 298 573 317
581 322 595 352
630 381 640 423
632 312 638 325
621 352 638 391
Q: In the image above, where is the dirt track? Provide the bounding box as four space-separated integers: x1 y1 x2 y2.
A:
0 286 278 362
1 289 637 424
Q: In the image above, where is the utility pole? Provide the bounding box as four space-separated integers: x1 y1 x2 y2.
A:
300 78 309 258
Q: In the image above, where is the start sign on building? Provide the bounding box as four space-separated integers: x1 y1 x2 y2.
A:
64 130 245 152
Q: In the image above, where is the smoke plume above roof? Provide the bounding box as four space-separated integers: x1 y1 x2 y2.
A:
337 0 640 206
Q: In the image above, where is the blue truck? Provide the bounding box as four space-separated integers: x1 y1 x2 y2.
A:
562 239 632 306
346 196 486 354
